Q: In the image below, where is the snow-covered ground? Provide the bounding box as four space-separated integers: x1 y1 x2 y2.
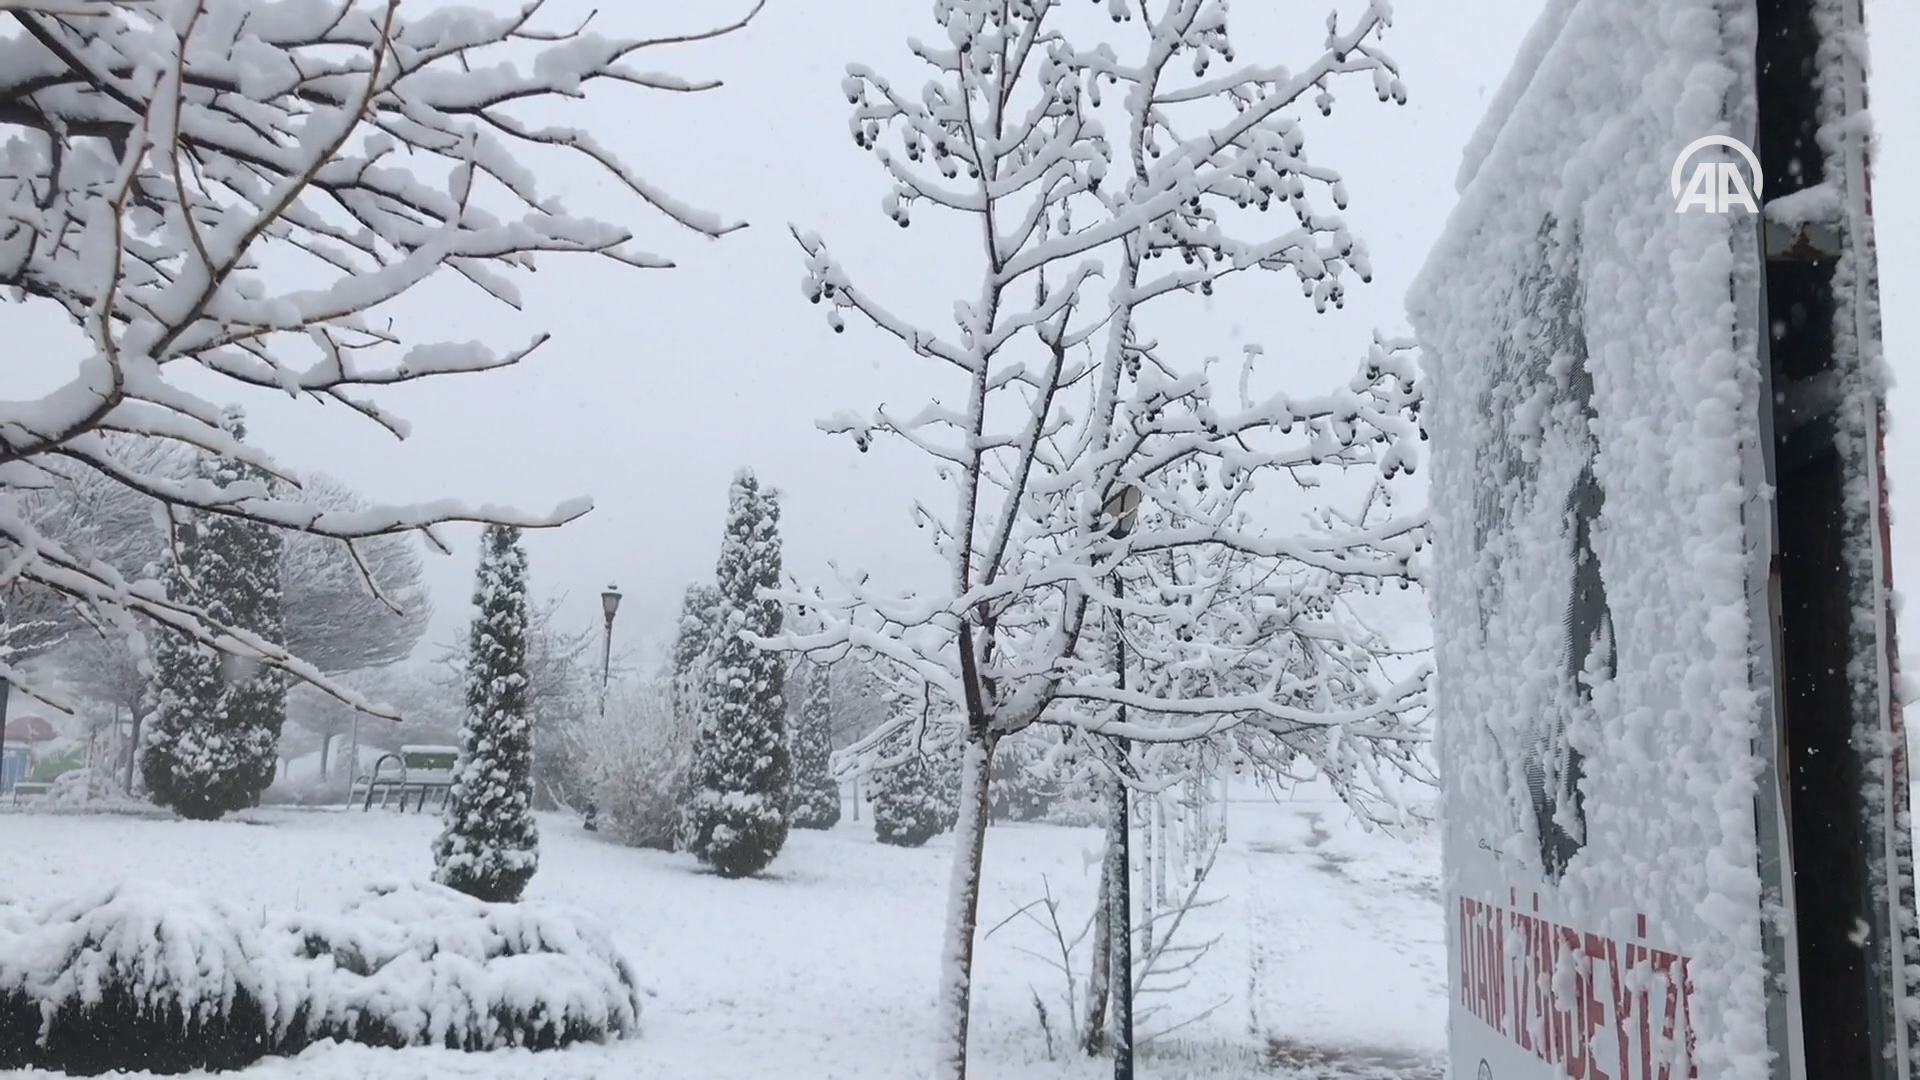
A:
0 792 1444 1079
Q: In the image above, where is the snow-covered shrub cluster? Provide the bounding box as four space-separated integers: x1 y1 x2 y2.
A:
37 768 149 814
0 880 638 1075
574 681 696 851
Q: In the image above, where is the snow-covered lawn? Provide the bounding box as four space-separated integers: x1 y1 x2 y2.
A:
0 793 1444 1079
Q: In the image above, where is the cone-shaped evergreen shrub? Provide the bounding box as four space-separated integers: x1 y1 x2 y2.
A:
872 746 955 848
667 582 723 849
787 659 841 829
433 525 539 903
684 470 791 878
140 411 287 820
989 731 1059 823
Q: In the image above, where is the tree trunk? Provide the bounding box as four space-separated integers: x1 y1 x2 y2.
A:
1082 777 1116 1055
1154 793 1168 907
124 705 144 794
317 733 332 782
1109 753 1134 1080
1140 793 1156 955
931 731 995 1080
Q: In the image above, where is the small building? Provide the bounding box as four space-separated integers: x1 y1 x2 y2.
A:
0 741 32 791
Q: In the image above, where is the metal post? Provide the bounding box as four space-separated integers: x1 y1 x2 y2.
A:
589 586 621 833
599 616 614 717
345 710 360 803
1111 569 1133 1080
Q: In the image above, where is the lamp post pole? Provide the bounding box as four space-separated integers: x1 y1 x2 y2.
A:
599 584 622 717
585 585 621 833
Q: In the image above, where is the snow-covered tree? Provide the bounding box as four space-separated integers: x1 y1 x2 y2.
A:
872 746 953 848
277 474 433 674
432 593 597 810
787 658 842 830
989 729 1061 823
684 471 791 878
141 413 288 819
0 0 763 720
27 452 431 679
433 525 537 903
665 583 723 840
670 584 724 740
779 3 1422 1073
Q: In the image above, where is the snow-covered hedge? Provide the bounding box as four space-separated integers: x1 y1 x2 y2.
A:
0 880 639 1075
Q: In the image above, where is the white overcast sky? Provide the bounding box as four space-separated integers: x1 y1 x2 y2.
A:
10 0 1920 671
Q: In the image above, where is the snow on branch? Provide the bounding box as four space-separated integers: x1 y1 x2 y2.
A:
777 0 1427 788
0 0 761 713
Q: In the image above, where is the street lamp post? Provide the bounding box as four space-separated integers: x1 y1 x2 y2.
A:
585 584 621 834
599 584 622 717
1100 483 1140 1080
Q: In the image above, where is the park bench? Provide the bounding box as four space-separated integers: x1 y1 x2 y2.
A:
350 745 459 812
9 781 51 805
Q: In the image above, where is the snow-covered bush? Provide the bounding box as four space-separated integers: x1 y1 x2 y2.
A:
273 881 640 1052
0 880 638 1075
872 749 956 848
574 681 695 851
38 768 147 814
0 882 273 1075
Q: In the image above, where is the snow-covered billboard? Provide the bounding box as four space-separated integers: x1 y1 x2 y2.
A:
1410 3 1916 1080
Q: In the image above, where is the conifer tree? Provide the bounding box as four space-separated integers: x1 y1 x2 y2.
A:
141 411 286 819
684 470 791 878
787 659 841 830
433 524 538 902
670 583 723 735
872 746 953 848
989 731 1058 823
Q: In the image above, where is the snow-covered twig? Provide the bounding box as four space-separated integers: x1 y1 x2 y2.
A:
0 0 760 712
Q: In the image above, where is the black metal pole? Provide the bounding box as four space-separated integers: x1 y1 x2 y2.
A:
1111 571 1133 1080
599 612 615 717
586 608 614 832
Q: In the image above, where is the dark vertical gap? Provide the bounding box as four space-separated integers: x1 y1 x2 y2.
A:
1776 448 1873 1080
1758 1 1877 1078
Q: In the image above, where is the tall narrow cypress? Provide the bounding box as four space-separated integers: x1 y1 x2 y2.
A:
787 659 841 829
433 524 538 902
684 469 790 878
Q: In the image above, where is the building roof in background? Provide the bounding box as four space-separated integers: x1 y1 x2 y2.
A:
4 716 57 743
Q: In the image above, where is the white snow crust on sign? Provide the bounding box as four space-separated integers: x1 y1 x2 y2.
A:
1408 2 1772 1080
